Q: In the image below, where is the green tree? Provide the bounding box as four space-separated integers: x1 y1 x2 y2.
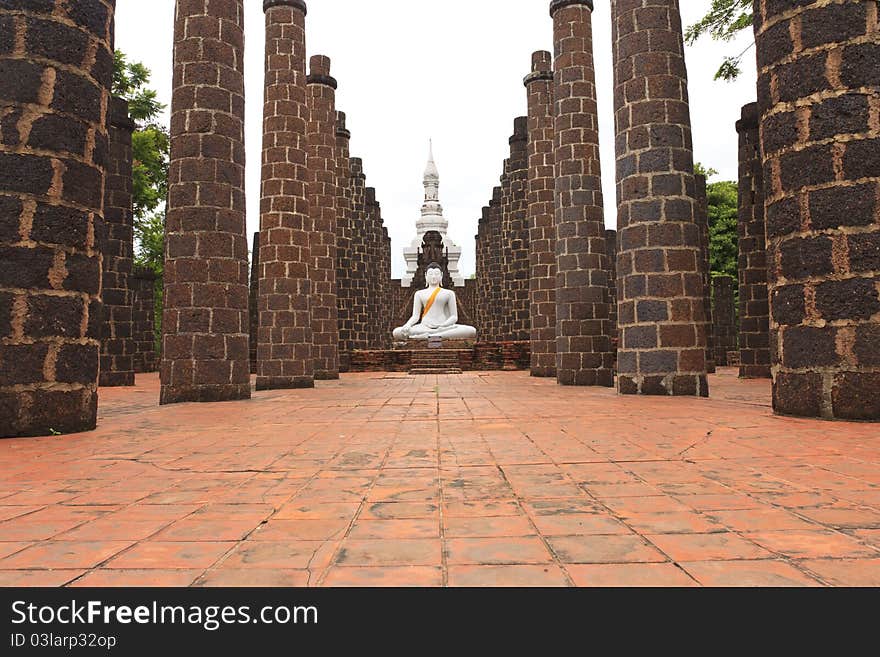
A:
685 0 754 81
706 180 739 280
112 50 168 350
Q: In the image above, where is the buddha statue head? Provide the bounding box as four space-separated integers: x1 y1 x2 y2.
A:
425 263 443 287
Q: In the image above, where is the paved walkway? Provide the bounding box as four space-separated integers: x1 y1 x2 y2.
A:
1 369 879 587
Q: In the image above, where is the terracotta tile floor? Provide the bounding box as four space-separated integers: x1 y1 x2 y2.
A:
0 368 878 587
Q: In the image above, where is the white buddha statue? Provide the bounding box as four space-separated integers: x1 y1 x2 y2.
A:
393 264 477 341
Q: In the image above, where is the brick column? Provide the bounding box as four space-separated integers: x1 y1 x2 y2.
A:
349 158 368 350
335 111 353 371
755 0 880 420
736 102 771 379
695 174 716 374
365 187 381 348
487 187 504 342
499 158 512 340
248 231 259 374
525 51 557 377
99 97 136 386
132 266 158 374
552 0 614 387
713 274 737 367
605 228 619 349
508 117 530 342
306 55 339 379
161 0 250 404
475 207 491 338
256 0 313 390
0 0 115 436
611 0 709 396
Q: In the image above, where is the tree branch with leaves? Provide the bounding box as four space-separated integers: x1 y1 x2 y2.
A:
685 0 754 81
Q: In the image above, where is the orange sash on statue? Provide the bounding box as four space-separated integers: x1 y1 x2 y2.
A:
420 287 442 322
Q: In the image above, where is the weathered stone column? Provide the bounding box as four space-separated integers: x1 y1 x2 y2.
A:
99 97 136 387
348 158 369 350
713 274 737 367
736 102 770 379
256 0 313 390
508 117 530 342
0 0 115 436
605 228 619 349
475 207 491 339
552 0 614 387
248 231 259 374
611 0 709 396
695 174 716 374
307 55 339 379
132 266 158 374
162 0 250 404
755 0 880 420
487 187 504 342
335 111 353 371
525 51 557 377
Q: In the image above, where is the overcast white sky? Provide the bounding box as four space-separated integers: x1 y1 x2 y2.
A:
115 0 757 279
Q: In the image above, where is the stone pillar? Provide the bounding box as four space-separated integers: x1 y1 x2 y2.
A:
695 174 716 374
99 97 136 387
162 0 250 404
487 188 504 342
525 51 557 377
552 0 614 387
132 266 158 374
499 157 512 341
349 158 369 350
475 207 491 339
306 55 339 379
0 0 116 436
713 274 737 367
605 229 619 349
365 187 381 349
508 117 530 342
611 0 709 396
755 0 880 420
335 111 353 371
256 0 313 390
382 225 392 348
736 102 771 379
248 231 259 374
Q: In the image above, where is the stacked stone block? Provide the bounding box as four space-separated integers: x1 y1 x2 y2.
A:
256 0 313 390
736 102 771 379
712 274 737 367
335 111 353 371
475 207 492 338
0 0 116 436
552 0 614 387
99 97 136 387
611 0 709 396
755 0 880 420
524 50 558 377
695 174 716 374
307 55 339 379
248 231 259 374
132 266 158 374
161 0 250 404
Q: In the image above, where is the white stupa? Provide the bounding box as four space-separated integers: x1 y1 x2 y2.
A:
401 141 464 287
